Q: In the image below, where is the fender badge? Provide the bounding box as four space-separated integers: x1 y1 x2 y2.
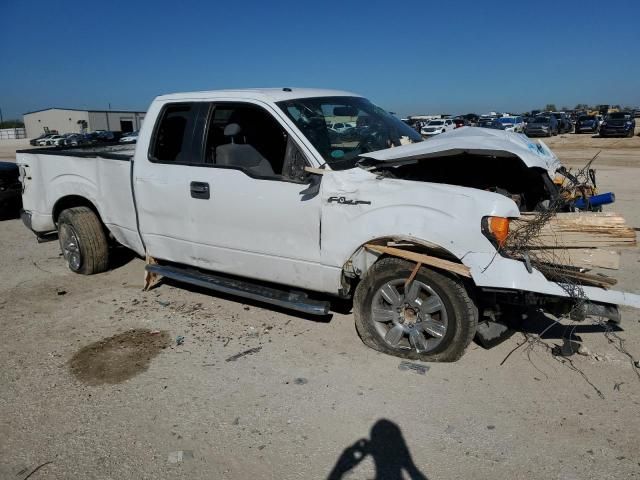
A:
328 196 371 205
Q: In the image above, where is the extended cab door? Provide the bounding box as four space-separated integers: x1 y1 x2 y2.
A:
134 100 327 291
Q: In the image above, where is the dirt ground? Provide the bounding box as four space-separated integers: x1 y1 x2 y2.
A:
1 131 639 479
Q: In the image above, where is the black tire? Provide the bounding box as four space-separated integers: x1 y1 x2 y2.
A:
353 257 478 362
57 206 109 274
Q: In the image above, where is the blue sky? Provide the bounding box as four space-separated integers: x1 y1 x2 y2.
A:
1 0 639 119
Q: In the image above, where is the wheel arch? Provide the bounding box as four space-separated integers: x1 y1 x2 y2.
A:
340 235 474 294
52 195 102 224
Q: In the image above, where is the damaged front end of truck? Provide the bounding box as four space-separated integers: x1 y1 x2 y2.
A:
325 127 639 349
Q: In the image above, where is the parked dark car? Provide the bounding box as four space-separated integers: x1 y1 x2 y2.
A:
0 161 21 217
525 115 558 137
95 130 123 142
549 112 572 133
453 118 468 128
574 115 599 134
63 134 91 146
477 119 499 129
599 112 636 137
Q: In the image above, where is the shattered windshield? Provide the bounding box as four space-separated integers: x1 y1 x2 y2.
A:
428 120 444 126
498 118 515 124
277 96 422 169
533 116 550 123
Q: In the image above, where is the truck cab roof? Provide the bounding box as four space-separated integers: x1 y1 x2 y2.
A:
156 88 361 103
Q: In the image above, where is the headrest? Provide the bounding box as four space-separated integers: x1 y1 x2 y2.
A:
224 123 241 137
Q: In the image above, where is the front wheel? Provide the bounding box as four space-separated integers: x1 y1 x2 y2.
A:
353 258 478 362
58 206 109 274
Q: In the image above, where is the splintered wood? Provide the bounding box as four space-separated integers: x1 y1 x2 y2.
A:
508 212 636 283
511 212 636 248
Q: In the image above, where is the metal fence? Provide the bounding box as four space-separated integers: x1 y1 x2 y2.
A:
0 128 26 140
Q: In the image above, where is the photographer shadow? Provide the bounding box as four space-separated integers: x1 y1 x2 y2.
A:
327 419 428 480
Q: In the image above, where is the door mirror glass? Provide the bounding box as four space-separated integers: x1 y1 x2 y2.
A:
282 137 310 183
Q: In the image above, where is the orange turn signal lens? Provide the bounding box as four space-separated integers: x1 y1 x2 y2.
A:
487 216 510 247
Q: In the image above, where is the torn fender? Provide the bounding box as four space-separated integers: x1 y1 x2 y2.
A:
319 167 520 272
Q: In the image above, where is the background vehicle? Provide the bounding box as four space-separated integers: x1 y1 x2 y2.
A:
496 116 525 133
17 88 639 362
95 130 123 142
327 122 354 133
574 115 599 134
599 111 636 137
36 134 65 146
0 162 21 216
119 130 139 143
29 132 58 146
421 118 454 136
550 112 572 133
525 115 558 137
478 118 498 129
64 134 84 146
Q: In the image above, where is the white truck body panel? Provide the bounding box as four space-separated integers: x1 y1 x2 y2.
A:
16 88 639 311
18 152 144 255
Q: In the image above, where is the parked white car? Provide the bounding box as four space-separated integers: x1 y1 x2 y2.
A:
17 88 640 362
328 122 354 133
421 119 455 136
497 116 525 133
120 131 139 144
37 135 65 146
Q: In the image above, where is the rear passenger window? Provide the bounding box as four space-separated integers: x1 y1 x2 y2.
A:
150 103 199 163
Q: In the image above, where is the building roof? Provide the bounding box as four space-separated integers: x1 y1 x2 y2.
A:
24 107 146 115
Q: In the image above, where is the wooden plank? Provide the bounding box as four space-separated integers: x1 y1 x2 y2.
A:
365 244 471 278
509 232 635 248
510 212 636 248
527 248 620 270
536 265 617 289
143 255 162 291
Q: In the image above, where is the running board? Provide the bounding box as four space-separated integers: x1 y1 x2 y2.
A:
145 264 331 316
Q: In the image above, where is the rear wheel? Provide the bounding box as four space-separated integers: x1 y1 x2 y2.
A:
353 258 477 362
58 207 109 274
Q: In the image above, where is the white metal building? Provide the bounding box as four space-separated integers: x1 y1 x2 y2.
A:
23 108 146 138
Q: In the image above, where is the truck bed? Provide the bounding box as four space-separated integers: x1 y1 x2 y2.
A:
17 144 144 256
18 143 136 160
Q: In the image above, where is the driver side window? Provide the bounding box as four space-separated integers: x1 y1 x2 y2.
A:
204 103 309 182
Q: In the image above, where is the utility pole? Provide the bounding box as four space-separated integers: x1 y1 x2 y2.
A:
0 107 4 126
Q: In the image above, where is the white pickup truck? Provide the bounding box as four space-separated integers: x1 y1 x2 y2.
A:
17 88 640 361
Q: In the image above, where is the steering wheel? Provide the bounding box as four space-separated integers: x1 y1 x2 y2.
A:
356 131 384 154
356 128 401 154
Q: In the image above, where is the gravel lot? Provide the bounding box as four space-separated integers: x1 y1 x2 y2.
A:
1 131 639 479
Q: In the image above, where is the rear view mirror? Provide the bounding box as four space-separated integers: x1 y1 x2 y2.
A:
333 106 358 117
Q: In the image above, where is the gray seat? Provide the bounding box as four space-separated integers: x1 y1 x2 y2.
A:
215 123 275 177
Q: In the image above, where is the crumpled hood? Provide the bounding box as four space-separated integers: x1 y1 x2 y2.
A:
360 127 562 175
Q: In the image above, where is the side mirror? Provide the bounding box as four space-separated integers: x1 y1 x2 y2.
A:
299 167 324 198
